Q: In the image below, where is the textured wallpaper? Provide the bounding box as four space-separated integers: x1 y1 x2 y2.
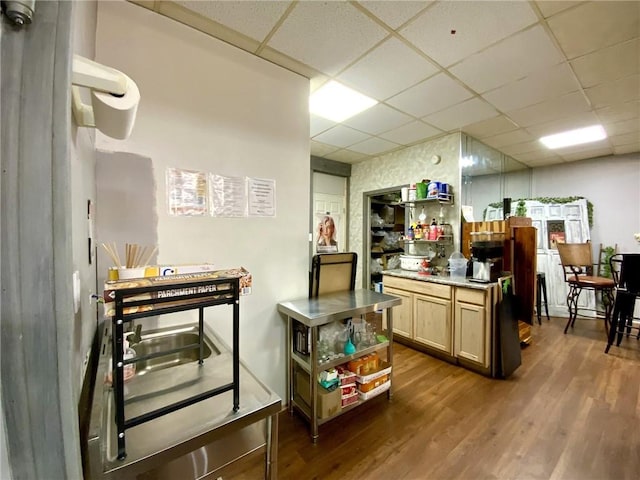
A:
350 132 462 287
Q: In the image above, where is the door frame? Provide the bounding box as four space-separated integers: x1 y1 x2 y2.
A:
363 186 406 290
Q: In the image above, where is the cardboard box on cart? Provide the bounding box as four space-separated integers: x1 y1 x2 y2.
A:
295 370 340 419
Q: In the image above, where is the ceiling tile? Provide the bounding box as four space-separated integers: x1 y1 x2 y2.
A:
310 115 337 137
571 38 640 88
609 131 640 147
512 148 562 163
348 136 400 155
463 115 520 139
534 1 581 19
450 25 565 93
523 155 566 167
499 140 543 156
378 120 443 145
555 138 611 156
614 143 640 155
547 1 640 59
559 146 613 162
325 149 368 164
422 98 499 132
310 140 340 157
603 118 640 138
337 37 439 101
401 1 538 67
267 2 387 75
386 72 474 117
158 1 261 53
357 1 431 29
482 63 579 112
524 112 600 138
342 104 413 135
585 74 640 109
176 1 290 42
312 125 371 148
507 91 591 127
482 129 534 149
596 100 640 124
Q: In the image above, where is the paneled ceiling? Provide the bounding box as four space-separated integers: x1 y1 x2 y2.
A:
131 0 640 167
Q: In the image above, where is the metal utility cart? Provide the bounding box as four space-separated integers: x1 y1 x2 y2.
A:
278 289 401 442
107 273 241 460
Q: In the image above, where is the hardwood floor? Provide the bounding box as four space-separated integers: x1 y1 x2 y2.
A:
224 317 640 480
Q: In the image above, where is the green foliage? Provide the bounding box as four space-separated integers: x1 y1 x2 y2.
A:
599 246 616 279
515 200 527 217
486 196 594 228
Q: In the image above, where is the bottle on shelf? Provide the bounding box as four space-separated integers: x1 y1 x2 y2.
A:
429 218 438 241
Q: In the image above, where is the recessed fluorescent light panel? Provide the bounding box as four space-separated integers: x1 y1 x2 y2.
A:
539 125 607 149
309 80 378 123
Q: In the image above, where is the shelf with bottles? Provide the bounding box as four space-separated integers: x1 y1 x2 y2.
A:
401 193 453 206
404 234 453 245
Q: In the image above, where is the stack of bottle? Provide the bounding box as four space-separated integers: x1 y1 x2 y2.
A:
407 218 444 241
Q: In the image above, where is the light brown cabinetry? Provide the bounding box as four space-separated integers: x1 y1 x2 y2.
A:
383 286 413 338
414 293 452 354
454 287 490 367
383 274 497 376
384 276 452 355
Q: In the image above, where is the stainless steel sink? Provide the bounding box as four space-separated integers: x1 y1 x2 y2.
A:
85 322 281 480
131 325 219 376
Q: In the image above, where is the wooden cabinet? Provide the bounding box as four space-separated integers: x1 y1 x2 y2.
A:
454 287 489 367
414 293 452 353
384 274 497 375
383 276 452 355
383 286 413 338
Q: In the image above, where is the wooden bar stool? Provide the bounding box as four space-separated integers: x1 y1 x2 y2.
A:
536 272 550 325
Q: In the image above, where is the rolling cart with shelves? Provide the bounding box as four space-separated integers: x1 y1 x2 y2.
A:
278 289 401 442
107 273 241 460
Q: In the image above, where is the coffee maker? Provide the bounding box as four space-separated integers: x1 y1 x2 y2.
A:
470 232 504 283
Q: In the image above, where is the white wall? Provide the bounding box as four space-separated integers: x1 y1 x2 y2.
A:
531 153 640 253
94 1 310 399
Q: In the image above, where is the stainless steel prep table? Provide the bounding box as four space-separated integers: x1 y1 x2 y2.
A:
278 289 401 441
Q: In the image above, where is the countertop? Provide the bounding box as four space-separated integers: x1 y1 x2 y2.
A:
87 323 281 479
382 269 498 290
277 289 401 328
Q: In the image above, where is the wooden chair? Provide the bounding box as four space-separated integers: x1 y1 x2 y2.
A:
556 242 615 335
309 252 357 298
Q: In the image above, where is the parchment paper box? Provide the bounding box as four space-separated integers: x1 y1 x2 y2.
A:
103 267 253 317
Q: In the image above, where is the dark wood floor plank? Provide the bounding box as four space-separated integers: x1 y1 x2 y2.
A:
219 317 640 479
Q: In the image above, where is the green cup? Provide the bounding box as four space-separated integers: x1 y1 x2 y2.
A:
416 182 427 199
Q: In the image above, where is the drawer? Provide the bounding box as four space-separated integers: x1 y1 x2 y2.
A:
383 275 451 299
456 287 486 306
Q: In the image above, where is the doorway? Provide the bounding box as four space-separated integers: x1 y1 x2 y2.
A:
363 187 406 290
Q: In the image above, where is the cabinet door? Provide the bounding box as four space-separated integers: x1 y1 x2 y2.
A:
414 294 452 354
454 301 487 365
384 286 413 338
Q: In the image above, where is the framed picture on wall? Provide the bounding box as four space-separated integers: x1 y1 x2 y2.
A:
547 220 566 250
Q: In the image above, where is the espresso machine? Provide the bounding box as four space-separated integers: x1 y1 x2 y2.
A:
470 232 504 283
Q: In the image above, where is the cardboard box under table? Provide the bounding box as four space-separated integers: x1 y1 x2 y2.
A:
295 370 340 419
